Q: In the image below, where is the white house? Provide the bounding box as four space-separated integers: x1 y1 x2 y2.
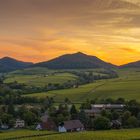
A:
1 124 9 129
36 124 42 130
58 125 67 133
15 119 25 128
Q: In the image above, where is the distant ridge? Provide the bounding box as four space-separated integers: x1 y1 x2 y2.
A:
33 52 117 69
120 60 140 68
1 53 139 72
0 57 33 73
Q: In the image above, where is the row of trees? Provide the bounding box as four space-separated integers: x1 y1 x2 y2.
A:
71 70 118 85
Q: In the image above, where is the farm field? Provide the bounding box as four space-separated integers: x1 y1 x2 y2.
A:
0 129 140 140
4 69 78 87
0 129 53 140
27 129 140 140
4 67 109 87
25 68 140 102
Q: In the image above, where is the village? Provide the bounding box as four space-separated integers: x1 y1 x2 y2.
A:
1 98 140 133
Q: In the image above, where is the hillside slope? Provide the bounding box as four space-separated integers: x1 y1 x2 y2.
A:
0 57 33 73
120 61 140 68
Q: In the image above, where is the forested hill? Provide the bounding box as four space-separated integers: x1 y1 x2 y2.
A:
34 52 116 69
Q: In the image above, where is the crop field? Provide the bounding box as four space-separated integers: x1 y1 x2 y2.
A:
27 129 140 140
4 72 77 87
0 129 53 140
25 68 140 102
24 81 105 103
0 129 140 140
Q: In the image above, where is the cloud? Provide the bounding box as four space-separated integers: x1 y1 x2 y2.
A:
0 0 140 64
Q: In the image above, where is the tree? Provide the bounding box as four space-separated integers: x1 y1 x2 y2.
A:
137 113 140 126
127 100 140 116
70 104 78 119
122 111 131 121
101 109 112 120
93 116 111 130
115 98 125 104
78 110 90 128
0 113 14 125
111 111 120 120
126 116 139 128
122 111 131 126
64 98 71 104
7 103 15 116
23 111 38 126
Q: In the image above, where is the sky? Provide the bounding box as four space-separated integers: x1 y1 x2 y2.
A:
0 0 140 65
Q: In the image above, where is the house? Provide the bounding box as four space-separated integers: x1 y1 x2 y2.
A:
111 120 122 129
91 104 125 110
36 114 57 131
1 124 9 130
58 120 84 133
85 104 125 117
41 114 49 122
15 119 25 128
84 109 99 117
36 124 42 130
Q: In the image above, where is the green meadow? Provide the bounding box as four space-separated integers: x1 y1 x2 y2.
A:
4 68 77 87
0 129 53 140
25 68 140 102
28 129 140 140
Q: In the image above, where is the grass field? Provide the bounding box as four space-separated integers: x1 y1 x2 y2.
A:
28 129 140 140
0 129 140 140
0 129 53 140
4 71 77 87
25 68 140 102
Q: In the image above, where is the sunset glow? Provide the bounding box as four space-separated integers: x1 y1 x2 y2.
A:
0 0 140 65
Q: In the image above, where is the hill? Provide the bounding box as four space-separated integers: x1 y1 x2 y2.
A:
0 57 33 73
25 69 140 102
34 52 116 69
120 61 140 68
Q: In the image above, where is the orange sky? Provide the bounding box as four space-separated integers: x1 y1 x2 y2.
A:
0 0 140 65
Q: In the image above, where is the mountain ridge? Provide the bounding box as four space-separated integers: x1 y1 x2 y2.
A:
0 53 139 72
0 57 33 73
120 60 140 68
33 52 117 69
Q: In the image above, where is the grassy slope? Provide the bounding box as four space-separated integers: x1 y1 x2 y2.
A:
4 69 77 87
25 68 140 102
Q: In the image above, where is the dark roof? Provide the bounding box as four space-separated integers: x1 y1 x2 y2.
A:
63 120 84 130
41 118 56 130
84 109 101 114
91 104 125 109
